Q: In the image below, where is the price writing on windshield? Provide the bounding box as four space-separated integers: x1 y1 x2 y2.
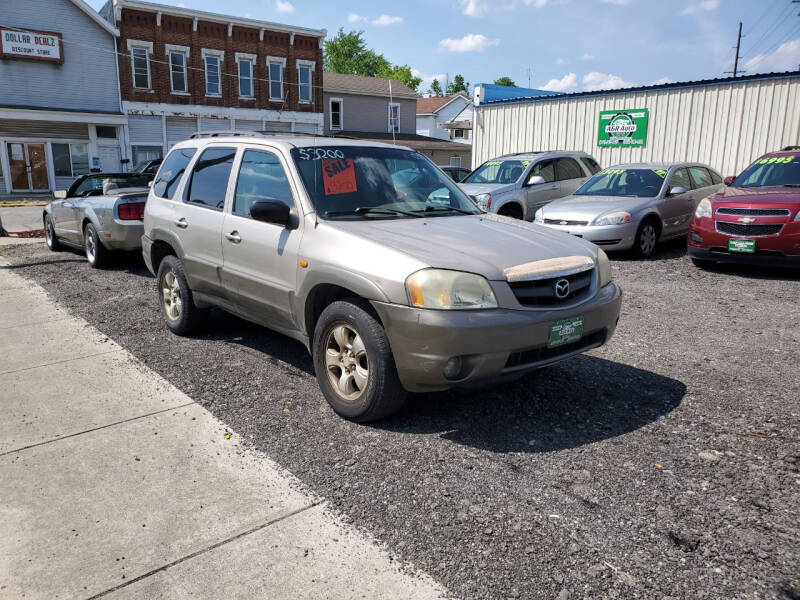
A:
756 156 796 165
298 148 346 161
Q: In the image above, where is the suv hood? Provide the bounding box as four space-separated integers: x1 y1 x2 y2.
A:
330 214 598 281
711 185 800 205
459 182 517 197
542 195 653 221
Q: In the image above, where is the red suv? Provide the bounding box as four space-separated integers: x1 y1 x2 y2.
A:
688 148 800 267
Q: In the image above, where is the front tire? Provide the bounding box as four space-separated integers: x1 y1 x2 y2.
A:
156 255 204 335
633 218 659 258
498 203 523 220
313 299 406 422
45 216 61 252
84 223 109 268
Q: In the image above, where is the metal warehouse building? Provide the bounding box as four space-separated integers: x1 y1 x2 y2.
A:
472 71 800 177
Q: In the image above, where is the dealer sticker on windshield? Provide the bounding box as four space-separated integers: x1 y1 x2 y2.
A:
728 239 756 253
548 316 584 348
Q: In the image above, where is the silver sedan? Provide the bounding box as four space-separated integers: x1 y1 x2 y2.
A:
534 162 724 257
43 173 151 268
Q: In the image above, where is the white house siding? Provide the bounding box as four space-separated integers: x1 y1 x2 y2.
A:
473 75 800 175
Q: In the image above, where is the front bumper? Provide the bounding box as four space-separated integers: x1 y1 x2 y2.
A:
688 218 800 267
100 219 144 252
372 282 622 392
539 221 637 251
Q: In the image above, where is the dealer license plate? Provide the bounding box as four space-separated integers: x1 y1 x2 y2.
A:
728 239 756 253
548 316 584 348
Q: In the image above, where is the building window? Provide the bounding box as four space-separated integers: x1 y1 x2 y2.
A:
267 56 286 101
388 103 400 133
167 45 189 94
296 59 315 104
96 126 117 139
52 143 90 177
449 155 461 167
237 54 255 98
133 146 162 165
128 41 152 89
452 128 465 139
202 49 224 97
329 98 342 130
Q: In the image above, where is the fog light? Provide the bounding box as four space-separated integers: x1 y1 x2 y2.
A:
690 231 703 244
443 357 462 380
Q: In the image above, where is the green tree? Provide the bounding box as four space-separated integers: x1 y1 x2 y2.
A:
446 74 470 95
324 29 422 91
429 79 443 96
493 76 517 87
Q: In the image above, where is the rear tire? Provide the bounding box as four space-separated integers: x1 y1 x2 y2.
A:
44 216 61 252
498 203 524 220
84 223 109 268
633 218 659 258
156 255 205 335
313 299 406 422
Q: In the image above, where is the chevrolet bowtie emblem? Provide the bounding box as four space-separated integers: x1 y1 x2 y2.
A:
737 217 756 223
559 221 568 225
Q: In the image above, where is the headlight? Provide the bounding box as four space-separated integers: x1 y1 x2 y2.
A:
695 198 712 218
534 208 544 222
793 210 800 222
597 249 612 287
593 211 631 226
406 269 498 310
474 193 492 211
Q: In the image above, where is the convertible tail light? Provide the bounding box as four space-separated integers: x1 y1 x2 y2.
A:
118 201 146 220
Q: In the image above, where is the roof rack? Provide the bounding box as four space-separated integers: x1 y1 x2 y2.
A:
782 145 800 151
189 130 326 139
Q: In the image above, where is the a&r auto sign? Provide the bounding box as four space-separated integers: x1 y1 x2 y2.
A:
0 27 63 63
598 108 649 147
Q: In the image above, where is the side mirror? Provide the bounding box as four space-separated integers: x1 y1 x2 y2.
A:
668 186 687 196
250 199 292 227
723 176 735 186
147 181 153 188
54 190 67 199
525 175 546 187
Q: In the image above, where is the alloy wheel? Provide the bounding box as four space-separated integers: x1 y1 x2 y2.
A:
85 229 96 263
161 269 182 321
325 324 369 401
639 223 657 256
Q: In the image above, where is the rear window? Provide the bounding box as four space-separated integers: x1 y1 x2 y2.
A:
153 148 197 199
581 156 602 175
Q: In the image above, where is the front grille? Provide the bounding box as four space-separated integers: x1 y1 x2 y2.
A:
715 222 783 236
509 269 593 307
545 218 589 226
716 207 790 216
504 330 606 370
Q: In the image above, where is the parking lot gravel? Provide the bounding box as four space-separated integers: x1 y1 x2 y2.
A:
3 240 798 600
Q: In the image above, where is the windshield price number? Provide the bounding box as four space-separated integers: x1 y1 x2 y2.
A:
298 148 346 161
756 157 795 165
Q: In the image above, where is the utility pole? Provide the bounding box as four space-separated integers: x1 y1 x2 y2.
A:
526 67 532 88
725 21 745 78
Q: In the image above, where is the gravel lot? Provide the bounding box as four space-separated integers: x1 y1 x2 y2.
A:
3 240 799 600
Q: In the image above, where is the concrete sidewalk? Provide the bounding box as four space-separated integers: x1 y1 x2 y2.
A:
0 259 447 600
0 205 44 232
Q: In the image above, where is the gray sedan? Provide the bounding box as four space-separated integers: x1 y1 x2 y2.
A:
44 173 151 268
534 162 724 257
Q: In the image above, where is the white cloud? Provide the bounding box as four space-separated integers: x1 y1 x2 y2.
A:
524 0 550 7
602 0 633 4
275 0 294 13
582 71 635 91
460 0 490 17
581 53 595 61
412 69 447 92
679 0 719 16
438 34 500 53
542 72 578 92
556 57 566 65
460 0 551 16
347 13 365 23
372 14 403 26
650 77 674 86
745 39 800 73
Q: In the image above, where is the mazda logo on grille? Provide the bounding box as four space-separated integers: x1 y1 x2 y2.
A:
554 278 570 299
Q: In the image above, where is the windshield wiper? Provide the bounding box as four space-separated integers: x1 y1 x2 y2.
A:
414 205 476 215
325 206 423 218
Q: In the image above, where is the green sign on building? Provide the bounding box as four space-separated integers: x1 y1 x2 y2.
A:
598 108 649 147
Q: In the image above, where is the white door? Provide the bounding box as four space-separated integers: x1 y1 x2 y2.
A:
98 146 120 173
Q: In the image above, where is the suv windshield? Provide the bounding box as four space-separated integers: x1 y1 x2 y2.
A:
733 156 800 188
575 168 666 198
68 174 151 197
291 146 481 220
463 159 530 185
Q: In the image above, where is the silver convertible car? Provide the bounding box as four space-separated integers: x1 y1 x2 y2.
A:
534 162 724 257
44 173 151 267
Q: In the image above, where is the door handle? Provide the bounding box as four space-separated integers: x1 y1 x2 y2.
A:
225 231 242 244
174 218 188 229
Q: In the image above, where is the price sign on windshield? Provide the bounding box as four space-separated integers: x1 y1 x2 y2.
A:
322 158 358 195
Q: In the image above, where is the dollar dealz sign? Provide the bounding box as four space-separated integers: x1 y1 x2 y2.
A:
598 109 648 147
0 28 63 63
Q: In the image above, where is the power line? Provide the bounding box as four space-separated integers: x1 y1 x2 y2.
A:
724 21 745 77
746 22 800 71
743 2 795 59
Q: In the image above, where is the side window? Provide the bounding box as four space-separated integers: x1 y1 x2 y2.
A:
669 168 693 192
581 156 602 175
709 169 722 185
153 148 197 200
555 157 584 181
185 147 236 210
689 167 713 188
233 150 294 218
530 159 555 183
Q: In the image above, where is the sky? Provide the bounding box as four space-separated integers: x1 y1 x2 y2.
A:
86 0 800 94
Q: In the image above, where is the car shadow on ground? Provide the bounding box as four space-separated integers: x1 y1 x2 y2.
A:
609 237 688 262
377 354 686 454
695 261 800 281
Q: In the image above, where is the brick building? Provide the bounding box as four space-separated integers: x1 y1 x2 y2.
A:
99 0 325 166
